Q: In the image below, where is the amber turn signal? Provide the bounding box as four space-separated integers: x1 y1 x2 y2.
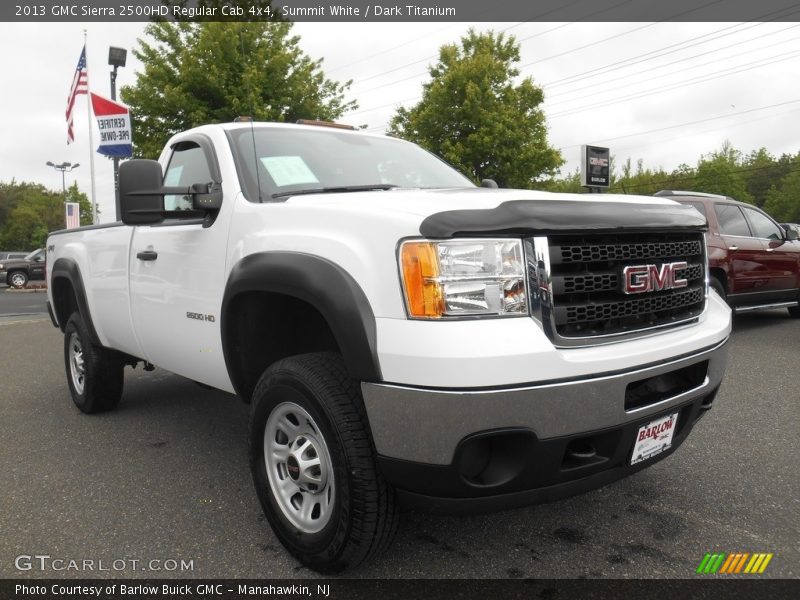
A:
400 242 444 318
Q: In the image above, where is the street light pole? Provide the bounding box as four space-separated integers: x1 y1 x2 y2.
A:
46 161 81 203
108 46 127 221
46 162 81 227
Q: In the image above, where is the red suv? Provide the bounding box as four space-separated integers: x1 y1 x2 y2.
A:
655 191 800 318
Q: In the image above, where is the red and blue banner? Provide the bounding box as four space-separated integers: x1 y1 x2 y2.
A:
90 93 132 158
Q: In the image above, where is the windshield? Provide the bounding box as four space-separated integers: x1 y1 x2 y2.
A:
24 249 43 261
227 126 474 202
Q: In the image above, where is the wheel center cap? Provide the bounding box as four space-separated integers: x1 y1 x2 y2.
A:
287 456 301 481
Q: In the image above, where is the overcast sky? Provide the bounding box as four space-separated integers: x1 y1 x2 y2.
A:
1 20 799 224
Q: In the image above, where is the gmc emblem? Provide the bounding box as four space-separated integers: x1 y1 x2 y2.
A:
622 262 689 294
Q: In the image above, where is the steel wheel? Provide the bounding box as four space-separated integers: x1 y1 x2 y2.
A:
68 331 86 395
62 312 124 413
250 353 397 572
263 401 335 534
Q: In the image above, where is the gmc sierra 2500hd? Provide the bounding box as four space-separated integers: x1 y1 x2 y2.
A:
46 121 731 573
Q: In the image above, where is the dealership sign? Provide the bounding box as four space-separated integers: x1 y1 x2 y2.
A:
580 145 610 188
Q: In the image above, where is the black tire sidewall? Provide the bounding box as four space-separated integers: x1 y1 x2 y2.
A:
63 312 123 413
250 369 353 566
710 277 726 301
64 314 91 410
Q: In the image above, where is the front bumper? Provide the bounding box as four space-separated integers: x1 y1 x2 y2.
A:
362 337 728 510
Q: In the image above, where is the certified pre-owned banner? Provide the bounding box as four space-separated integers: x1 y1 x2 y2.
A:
90 93 133 158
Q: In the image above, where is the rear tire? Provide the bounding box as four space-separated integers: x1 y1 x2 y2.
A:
249 352 397 573
788 304 800 318
64 312 124 413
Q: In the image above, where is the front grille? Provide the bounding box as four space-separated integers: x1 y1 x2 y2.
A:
530 232 706 345
558 287 703 324
554 240 702 263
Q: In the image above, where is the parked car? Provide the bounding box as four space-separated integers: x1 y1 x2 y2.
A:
655 191 800 317
0 251 29 283
2 248 46 289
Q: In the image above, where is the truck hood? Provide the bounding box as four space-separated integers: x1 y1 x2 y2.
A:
284 187 707 236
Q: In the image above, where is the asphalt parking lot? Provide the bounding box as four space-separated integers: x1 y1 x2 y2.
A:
0 295 798 579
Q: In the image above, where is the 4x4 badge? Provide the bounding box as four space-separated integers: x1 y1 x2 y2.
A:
622 262 689 294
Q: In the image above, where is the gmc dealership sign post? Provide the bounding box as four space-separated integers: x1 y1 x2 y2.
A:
580 145 610 192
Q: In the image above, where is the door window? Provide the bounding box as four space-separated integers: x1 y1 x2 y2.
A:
163 143 214 211
743 208 783 241
714 204 751 237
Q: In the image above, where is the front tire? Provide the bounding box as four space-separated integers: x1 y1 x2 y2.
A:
709 276 727 303
249 353 397 573
64 312 124 413
8 271 28 289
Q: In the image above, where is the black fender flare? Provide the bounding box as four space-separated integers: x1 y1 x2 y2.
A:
50 258 101 345
221 252 382 398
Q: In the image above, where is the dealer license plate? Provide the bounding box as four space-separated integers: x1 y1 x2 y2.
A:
630 412 679 466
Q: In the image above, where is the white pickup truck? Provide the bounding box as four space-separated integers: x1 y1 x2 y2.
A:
46 121 731 573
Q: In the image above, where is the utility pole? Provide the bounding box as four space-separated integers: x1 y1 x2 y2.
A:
108 46 127 221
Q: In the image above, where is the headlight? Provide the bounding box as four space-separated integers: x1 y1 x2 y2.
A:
399 239 527 319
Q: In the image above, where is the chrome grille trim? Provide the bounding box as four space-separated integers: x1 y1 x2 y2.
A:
525 233 708 348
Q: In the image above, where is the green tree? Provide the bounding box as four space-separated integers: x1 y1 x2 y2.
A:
0 181 93 249
691 141 753 203
608 158 670 196
540 168 583 193
0 180 42 227
388 29 563 188
741 148 795 207
763 156 800 222
121 21 356 158
0 205 49 250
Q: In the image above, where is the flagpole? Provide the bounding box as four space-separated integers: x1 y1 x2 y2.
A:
83 29 98 224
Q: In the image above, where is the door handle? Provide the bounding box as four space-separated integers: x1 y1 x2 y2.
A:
136 250 158 261
728 245 739 251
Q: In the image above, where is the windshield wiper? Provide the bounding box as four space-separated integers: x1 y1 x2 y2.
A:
272 184 398 199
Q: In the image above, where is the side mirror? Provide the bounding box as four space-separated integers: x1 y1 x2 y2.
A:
480 179 499 188
119 160 165 225
191 182 223 211
120 160 223 226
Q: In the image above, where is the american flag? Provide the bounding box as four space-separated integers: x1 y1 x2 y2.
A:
66 46 88 144
65 202 81 229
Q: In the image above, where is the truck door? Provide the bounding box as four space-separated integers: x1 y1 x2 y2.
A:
29 251 47 280
129 137 234 392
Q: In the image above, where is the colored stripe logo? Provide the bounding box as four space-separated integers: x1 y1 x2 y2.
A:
696 552 773 574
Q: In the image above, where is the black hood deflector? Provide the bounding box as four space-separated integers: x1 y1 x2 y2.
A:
419 199 707 238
